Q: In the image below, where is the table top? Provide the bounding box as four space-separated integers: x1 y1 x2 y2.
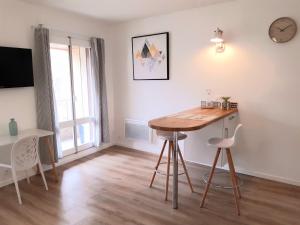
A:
148 107 238 132
0 129 54 146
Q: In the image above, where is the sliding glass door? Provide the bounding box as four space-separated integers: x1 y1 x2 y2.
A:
50 40 95 157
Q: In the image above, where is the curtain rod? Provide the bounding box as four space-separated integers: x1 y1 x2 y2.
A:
31 24 94 41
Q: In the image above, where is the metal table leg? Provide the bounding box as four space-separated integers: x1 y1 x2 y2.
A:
172 132 178 209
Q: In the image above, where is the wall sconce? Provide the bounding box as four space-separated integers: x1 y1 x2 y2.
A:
210 28 225 53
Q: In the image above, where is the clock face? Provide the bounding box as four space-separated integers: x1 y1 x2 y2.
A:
269 17 297 43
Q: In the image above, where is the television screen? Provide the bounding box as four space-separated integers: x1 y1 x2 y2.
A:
0 46 34 89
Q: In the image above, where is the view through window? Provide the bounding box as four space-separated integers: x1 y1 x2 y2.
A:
50 42 94 157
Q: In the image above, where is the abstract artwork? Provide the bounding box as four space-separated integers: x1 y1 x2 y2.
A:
132 32 169 80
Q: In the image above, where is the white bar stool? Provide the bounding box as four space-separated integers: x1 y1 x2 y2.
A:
200 124 242 215
0 135 48 204
149 130 194 200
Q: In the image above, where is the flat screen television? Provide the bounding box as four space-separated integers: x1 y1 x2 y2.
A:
0 46 34 89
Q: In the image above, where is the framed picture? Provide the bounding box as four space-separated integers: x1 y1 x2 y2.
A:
132 32 169 80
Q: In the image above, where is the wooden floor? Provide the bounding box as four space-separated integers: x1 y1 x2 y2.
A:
0 146 300 225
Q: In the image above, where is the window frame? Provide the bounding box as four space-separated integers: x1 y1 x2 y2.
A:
50 39 95 158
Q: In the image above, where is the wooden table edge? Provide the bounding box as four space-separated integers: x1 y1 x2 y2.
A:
148 108 238 132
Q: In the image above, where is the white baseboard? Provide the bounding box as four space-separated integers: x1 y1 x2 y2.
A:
2 141 299 188
115 141 161 154
234 167 300 187
0 169 36 188
0 143 113 188
186 159 300 187
117 142 300 187
55 143 113 167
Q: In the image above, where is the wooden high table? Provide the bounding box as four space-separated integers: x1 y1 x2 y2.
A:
149 107 238 209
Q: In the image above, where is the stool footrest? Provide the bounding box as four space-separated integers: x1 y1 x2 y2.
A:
154 161 185 176
202 171 243 189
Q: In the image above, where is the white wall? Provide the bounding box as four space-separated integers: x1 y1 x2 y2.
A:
0 0 115 184
111 0 300 185
0 0 114 136
1 0 299 187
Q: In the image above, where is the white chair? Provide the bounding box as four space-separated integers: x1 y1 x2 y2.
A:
149 130 194 200
0 135 48 204
200 124 242 215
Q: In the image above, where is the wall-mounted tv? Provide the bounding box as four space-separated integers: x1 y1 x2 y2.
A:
0 46 34 89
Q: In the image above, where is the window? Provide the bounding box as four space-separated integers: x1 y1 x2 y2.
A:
50 40 94 157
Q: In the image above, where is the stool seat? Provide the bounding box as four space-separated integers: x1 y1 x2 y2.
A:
208 124 242 149
200 124 243 216
157 131 187 141
208 137 234 148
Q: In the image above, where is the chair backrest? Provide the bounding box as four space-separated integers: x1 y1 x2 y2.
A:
11 135 40 171
230 124 243 146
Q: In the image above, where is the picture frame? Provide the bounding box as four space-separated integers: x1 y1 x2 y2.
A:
132 32 169 80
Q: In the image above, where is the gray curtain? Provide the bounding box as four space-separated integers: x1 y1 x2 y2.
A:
90 38 110 145
33 27 60 163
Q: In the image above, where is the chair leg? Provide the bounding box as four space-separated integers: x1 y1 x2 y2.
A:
200 148 221 208
36 164 40 175
165 141 172 201
227 150 241 199
149 140 167 187
12 169 22 205
38 161 48 191
25 170 30 184
226 148 240 216
236 175 241 199
176 144 194 193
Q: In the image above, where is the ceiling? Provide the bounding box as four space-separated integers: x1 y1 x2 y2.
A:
21 0 234 22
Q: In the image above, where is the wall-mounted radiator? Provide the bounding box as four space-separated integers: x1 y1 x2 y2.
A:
124 119 152 142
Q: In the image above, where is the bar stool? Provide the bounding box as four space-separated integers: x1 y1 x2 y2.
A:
200 124 242 215
149 130 194 200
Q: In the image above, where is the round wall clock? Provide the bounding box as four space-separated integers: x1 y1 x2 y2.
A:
269 17 297 43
